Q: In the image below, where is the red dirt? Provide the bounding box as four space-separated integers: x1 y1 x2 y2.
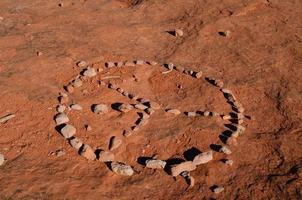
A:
0 0 302 199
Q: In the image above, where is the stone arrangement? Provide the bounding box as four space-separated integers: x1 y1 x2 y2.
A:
54 59 249 192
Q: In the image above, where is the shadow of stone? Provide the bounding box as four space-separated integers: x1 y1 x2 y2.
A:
164 158 185 175
210 144 222 152
137 156 153 166
166 30 176 36
111 102 123 111
183 147 201 161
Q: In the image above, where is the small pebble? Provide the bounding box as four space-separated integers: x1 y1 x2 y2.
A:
203 111 210 117
108 83 118 90
116 87 124 93
145 159 166 169
55 149 65 157
58 96 68 104
194 71 203 79
166 108 181 115
93 104 109 114
149 61 158 66
122 130 132 137
55 113 69 125
135 104 148 110
70 104 83 111
116 61 124 67
106 62 115 68
111 162 134 176
98 151 115 162
109 136 122 151
125 61 136 67
145 108 155 115
80 144 96 160
60 124 76 139
85 125 92 131
187 112 196 117
224 159 234 166
136 60 144 65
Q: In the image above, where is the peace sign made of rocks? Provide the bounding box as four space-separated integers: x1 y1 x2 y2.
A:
54 59 250 192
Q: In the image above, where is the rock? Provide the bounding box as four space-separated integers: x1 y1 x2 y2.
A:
0 114 15 123
77 60 87 67
80 144 96 160
56 105 66 113
149 61 158 66
215 79 224 88
85 125 92 131
111 162 134 176
72 78 83 88
128 93 138 100
93 104 109 114
106 62 115 68
118 103 133 113
65 84 74 93
194 71 203 79
167 63 174 70
0 154 5 166
122 130 132 137
125 61 135 67
203 111 210 117
171 161 197 177
187 112 196 117
145 108 155 115
220 146 232 155
135 103 148 110
222 115 231 120
116 61 124 67
83 67 97 77
174 65 185 72
60 124 76 139
109 136 123 151
58 96 68 104
221 88 233 95
98 151 115 162
193 151 213 165
108 83 118 90
55 113 69 125
226 136 238 146
55 149 65 157
122 91 129 96
69 137 83 150
148 101 160 110
224 159 234 166
145 159 166 169
116 87 124 93
213 186 224 194
135 60 144 65
175 28 184 36
166 108 181 115
70 104 83 111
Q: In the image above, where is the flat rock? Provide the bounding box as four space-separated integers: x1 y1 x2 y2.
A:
55 113 69 125
171 161 197 177
146 159 166 169
98 151 115 162
60 124 76 139
111 162 134 176
109 136 122 151
80 144 96 160
193 151 213 165
93 104 109 114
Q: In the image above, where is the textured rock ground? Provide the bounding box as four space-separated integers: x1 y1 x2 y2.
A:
0 0 302 199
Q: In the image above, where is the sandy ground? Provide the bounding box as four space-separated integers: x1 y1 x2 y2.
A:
0 0 302 199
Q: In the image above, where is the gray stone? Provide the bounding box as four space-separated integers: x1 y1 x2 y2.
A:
60 124 76 139
146 159 166 169
111 162 134 176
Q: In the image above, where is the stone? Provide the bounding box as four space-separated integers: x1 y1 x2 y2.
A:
175 28 184 36
148 101 160 110
166 109 181 115
55 149 65 157
85 125 92 131
145 108 155 115
193 151 213 165
109 136 122 151
174 65 185 72
221 88 233 95
83 67 97 77
125 61 135 67
171 161 197 177
136 60 144 65
60 124 76 139
128 93 138 100
118 103 133 113
135 104 148 110
116 87 124 93
80 144 96 160
70 104 83 111
108 83 118 90
203 111 210 117
167 63 174 70
215 79 224 88
149 61 158 66
56 105 66 113
213 186 224 194
93 104 109 114
72 78 83 88
224 159 234 166
106 62 115 68
58 96 68 104
116 61 124 67
65 84 74 93
220 146 232 155
55 113 69 125
187 112 196 117
0 114 15 123
122 130 132 137
98 151 115 162
111 162 134 176
0 154 5 166
222 115 232 120
122 91 129 96
69 137 83 150
194 71 203 79
77 60 87 67
145 159 166 169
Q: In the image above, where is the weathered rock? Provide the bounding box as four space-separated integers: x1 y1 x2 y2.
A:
116 61 124 67
222 115 232 120
93 104 109 114
80 144 96 160
220 146 232 155
194 71 203 79
98 151 115 162
167 63 174 70
77 60 87 67
55 149 65 157
60 124 76 139
128 93 138 100
146 159 166 169
70 104 83 111
56 105 66 113
171 161 197 177
109 136 122 151
149 61 158 66
125 61 135 66
0 154 5 166
203 111 210 117
166 108 181 115
116 87 124 93
174 65 185 73
55 113 69 125
69 137 83 150
0 114 15 123
118 103 133 113
213 186 224 194
122 91 129 96
122 130 132 137
193 151 213 165
111 162 134 176
83 67 97 77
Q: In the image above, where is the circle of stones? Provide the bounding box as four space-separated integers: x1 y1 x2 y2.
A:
54 59 247 189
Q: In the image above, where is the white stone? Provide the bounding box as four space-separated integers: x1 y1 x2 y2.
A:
77 60 87 67
93 104 109 114
118 103 133 113
213 186 224 194
136 60 144 65
175 28 183 36
109 136 122 151
166 109 181 115
72 78 83 88
146 159 166 169
70 104 83 111
80 144 96 160
69 137 83 150
55 113 69 125
83 67 97 77
135 104 148 110
220 146 232 155
111 162 134 176
171 161 196 177
0 154 5 166
193 151 213 165
56 105 66 113
60 124 76 138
